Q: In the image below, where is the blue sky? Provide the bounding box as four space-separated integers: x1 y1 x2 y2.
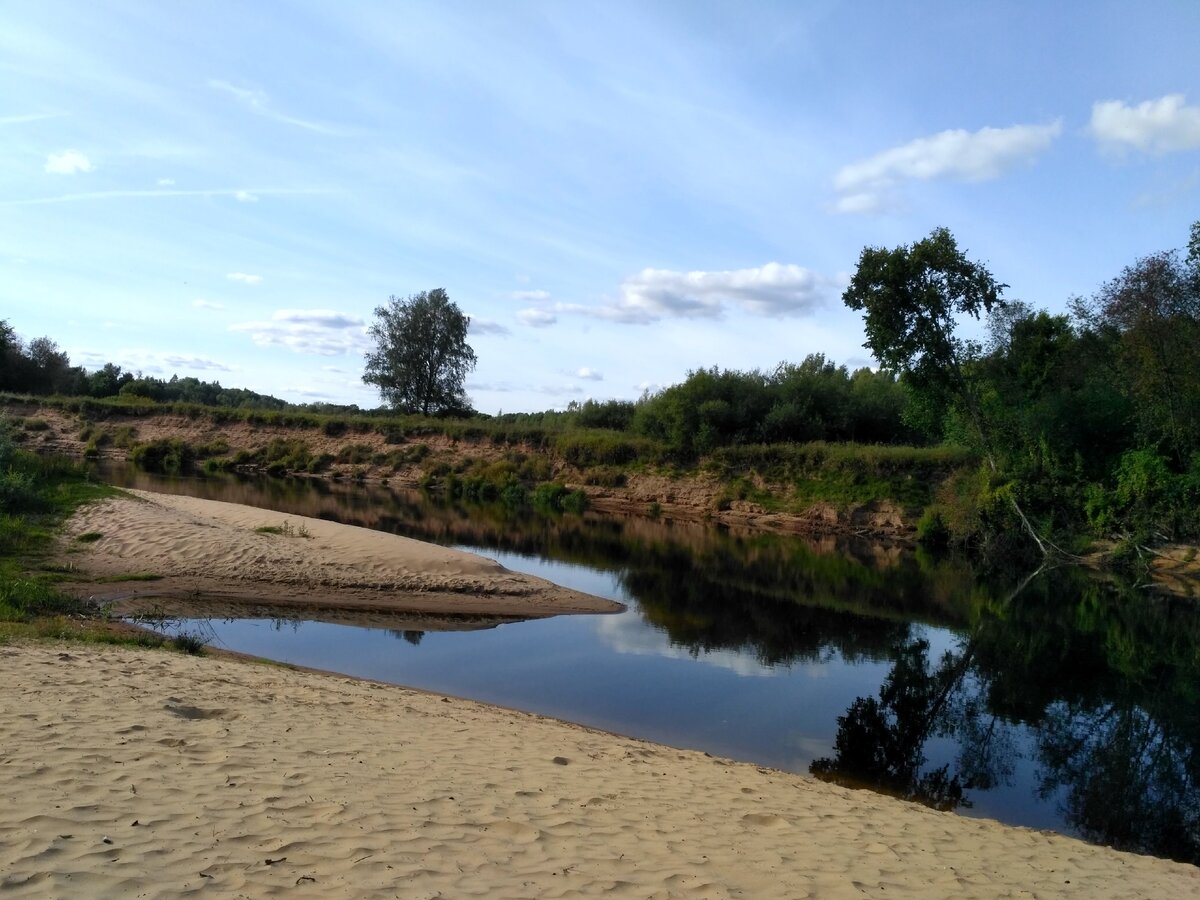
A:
3 0 1198 412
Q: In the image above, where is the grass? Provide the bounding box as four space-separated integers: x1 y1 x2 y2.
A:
0 419 209 655
93 573 164 583
254 521 312 538
76 531 103 543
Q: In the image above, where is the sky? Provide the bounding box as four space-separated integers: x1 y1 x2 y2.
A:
2 1 1198 413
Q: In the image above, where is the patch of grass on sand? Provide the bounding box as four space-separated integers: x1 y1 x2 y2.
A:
76 531 103 543
93 573 163 583
254 521 311 538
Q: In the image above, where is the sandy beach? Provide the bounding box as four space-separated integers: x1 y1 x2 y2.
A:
1 642 1196 898
61 489 622 618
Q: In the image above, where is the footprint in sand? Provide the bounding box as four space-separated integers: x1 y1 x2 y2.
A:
741 813 790 829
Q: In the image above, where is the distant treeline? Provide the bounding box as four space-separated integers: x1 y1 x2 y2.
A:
0 323 359 416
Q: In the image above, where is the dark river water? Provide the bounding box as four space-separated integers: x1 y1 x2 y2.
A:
93 463 1200 866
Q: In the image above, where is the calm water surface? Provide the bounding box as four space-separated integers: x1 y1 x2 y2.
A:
94 464 1200 865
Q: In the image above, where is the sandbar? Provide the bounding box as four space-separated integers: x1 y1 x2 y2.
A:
61 489 622 618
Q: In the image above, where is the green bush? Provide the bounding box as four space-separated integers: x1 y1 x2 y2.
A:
335 443 374 464
531 482 588 513
129 438 195 474
916 508 951 548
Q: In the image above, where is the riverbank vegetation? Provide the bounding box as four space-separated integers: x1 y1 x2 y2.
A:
0 419 205 651
3 222 1197 565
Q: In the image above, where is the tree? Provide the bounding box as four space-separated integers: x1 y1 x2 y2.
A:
842 227 1007 439
362 288 477 415
843 229 1073 558
1072 240 1200 467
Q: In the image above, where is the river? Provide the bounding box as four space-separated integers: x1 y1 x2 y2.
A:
92 463 1200 866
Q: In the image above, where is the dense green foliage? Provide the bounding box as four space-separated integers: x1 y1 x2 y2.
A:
630 357 915 455
845 223 1200 557
362 288 477 415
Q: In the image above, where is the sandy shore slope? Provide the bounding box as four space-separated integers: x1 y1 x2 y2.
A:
1 643 1196 899
61 489 622 617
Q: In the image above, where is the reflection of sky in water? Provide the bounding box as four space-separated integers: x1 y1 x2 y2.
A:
597 612 786 678
462 545 825 679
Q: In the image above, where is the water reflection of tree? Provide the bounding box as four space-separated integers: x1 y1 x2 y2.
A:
811 639 965 808
1038 699 1199 862
390 630 425 646
811 567 1200 864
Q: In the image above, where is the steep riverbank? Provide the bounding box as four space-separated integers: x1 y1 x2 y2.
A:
5 399 932 540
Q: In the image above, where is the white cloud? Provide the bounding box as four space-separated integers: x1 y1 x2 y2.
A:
833 121 1062 213
44 149 93 174
157 178 175 187
467 317 511 336
1090 94 1200 155
575 367 603 381
192 298 225 311
230 308 368 356
226 272 262 285
234 190 258 202
595 615 780 678
511 289 550 302
565 263 835 324
517 307 557 327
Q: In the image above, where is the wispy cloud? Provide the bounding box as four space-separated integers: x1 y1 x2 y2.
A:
1 112 65 127
467 317 511 336
1132 170 1200 208
230 309 368 356
156 177 175 187
511 289 550 302
1 187 331 207
75 349 232 375
226 272 262 285
560 263 836 324
517 308 557 327
208 78 350 136
833 121 1062 214
1090 94 1200 155
44 149 93 174
575 367 603 381
162 354 233 372
192 298 225 311
234 190 258 202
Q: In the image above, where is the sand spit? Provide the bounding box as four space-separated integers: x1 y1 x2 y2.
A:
1 643 1196 898
61 489 622 617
